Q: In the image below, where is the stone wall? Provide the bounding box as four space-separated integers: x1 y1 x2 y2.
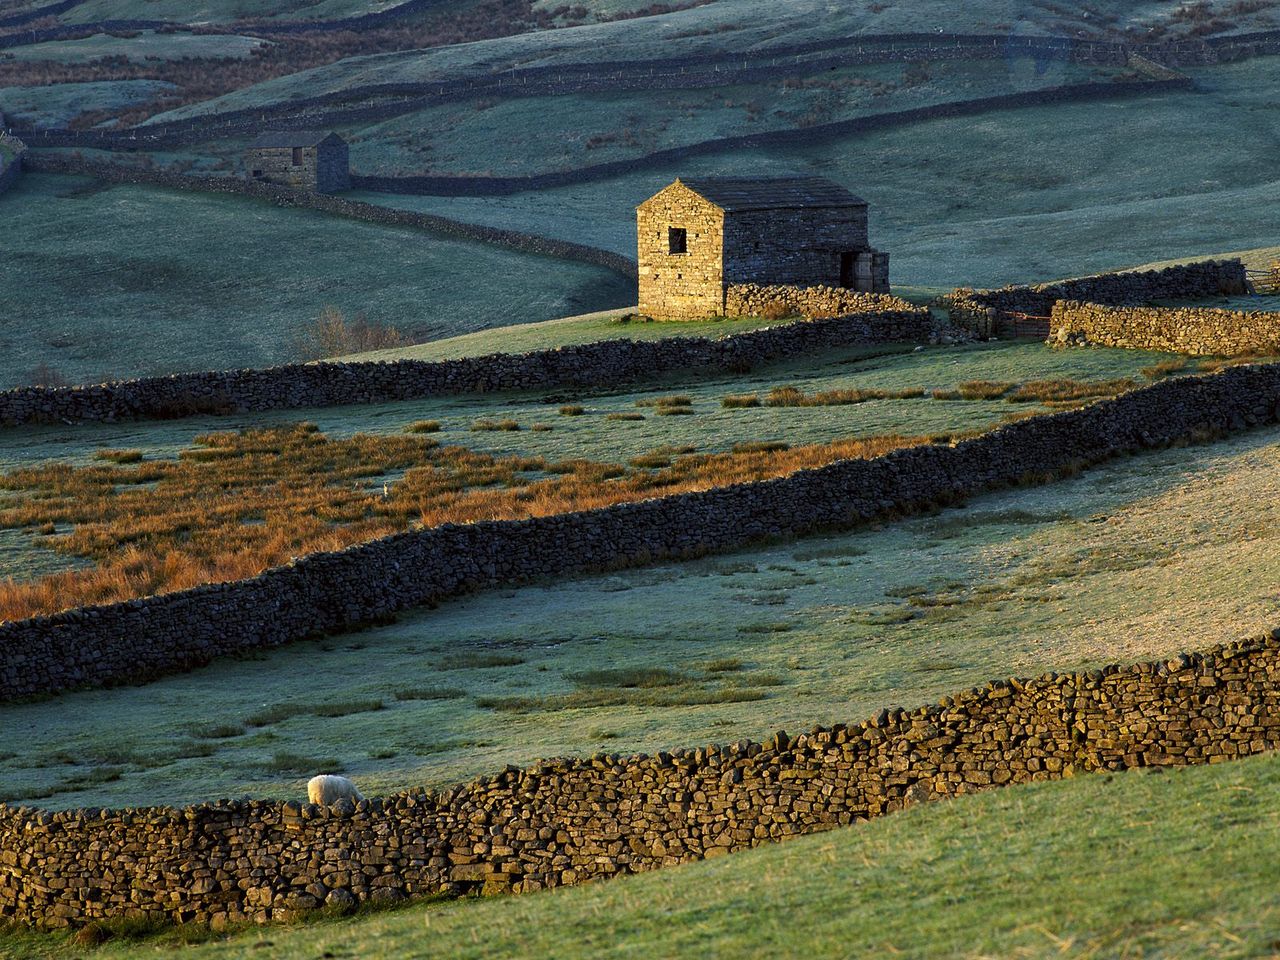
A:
722 207 882 292
3 627 1279 930
0 281 928 428
1051 300 1280 356
946 259 1249 337
725 284 910 319
2 360 1278 703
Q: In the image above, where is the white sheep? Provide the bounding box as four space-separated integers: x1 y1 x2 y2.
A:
307 774 364 805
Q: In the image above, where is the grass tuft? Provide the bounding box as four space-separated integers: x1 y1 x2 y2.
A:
405 420 442 433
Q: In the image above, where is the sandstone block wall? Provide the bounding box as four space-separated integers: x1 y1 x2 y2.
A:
3 629 1279 929
636 180 726 320
946 260 1248 337
724 284 911 319
2 361 1279 704
1051 300 1280 356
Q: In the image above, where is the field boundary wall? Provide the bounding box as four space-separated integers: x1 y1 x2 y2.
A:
1 361 1278 704
2 624 1279 928
945 260 1248 338
1051 300 1280 355
0 201 929 425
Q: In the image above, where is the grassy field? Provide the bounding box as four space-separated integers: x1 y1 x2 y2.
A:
355 54 1280 290
0 79 180 126
0 339 1189 597
341 59 1122 178
55 0 402 24
6 748 1280 959
4 31 269 63
3 416 1278 810
0 173 632 388
145 0 1280 121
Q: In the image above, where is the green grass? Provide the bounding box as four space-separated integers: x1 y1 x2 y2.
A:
0 173 632 388
334 309 794 363
6 749 1280 959
4 420 1280 810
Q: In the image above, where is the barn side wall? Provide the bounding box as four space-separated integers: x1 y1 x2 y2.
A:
722 206 871 289
245 146 321 191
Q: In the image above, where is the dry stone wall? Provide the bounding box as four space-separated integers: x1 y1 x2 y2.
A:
1051 300 1280 356
0 289 929 428
946 259 1248 337
3 629 1279 930
2 361 1280 703
725 285 909 319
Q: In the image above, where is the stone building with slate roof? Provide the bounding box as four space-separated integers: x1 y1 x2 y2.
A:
636 176 890 320
244 131 349 194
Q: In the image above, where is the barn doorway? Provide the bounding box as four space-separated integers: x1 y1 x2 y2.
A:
840 252 856 289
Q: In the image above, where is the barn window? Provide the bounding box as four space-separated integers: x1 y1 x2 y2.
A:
668 227 687 255
292 147 304 166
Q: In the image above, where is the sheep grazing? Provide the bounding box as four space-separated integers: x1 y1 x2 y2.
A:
307 774 364 805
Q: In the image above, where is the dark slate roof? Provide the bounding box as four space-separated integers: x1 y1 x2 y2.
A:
677 176 866 211
248 130 345 149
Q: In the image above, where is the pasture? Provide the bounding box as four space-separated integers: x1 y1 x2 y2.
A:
0 339 1192 611
3 31 270 63
0 79 179 126
55 0 403 24
145 0 1280 121
341 59 1122 178
0 173 632 388
3 417 1278 811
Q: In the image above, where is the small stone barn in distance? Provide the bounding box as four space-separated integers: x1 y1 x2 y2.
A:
244 131 350 194
637 176 890 320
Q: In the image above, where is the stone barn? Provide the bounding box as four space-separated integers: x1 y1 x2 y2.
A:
244 131 350 194
637 176 890 320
